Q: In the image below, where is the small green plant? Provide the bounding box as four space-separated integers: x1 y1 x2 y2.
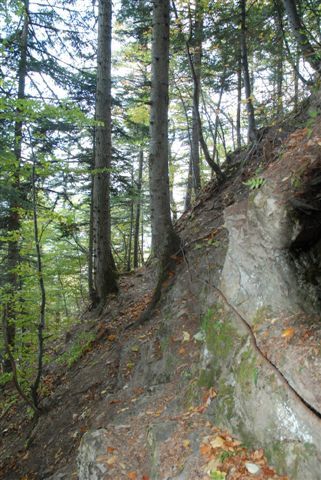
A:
210 471 226 480
306 109 318 137
219 450 238 462
243 176 266 190
58 331 95 368
290 173 302 188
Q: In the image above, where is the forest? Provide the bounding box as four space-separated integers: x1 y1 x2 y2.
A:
1 0 321 478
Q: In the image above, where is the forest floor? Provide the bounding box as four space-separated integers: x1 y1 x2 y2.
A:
0 104 314 480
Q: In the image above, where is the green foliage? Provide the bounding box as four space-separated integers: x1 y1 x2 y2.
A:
243 176 266 190
58 331 95 368
209 471 226 480
306 109 319 137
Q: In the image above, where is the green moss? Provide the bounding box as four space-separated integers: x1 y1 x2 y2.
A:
234 349 258 393
265 441 318 478
214 379 236 423
199 368 215 388
201 306 237 360
184 377 202 408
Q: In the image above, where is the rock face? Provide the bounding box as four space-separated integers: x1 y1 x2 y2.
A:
77 430 109 480
76 121 321 479
214 128 321 478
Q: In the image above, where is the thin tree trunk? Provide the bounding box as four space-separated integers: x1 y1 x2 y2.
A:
93 0 117 304
3 0 29 372
240 0 257 142
191 0 202 194
283 0 321 74
58 273 69 318
294 46 299 111
237 53 242 149
133 150 143 269
212 73 225 165
184 156 193 211
30 157 46 409
126 168 135 272
275 10 284 117
174 80 193 210
172 0 225 181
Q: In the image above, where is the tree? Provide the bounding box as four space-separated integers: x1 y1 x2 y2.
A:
2 0 30 372
283 0 321 75
240 0 257 142
149 0 180 265
190 0 203 194
92 0 118 305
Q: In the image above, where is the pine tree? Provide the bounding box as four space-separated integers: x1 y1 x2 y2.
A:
92 0 118 306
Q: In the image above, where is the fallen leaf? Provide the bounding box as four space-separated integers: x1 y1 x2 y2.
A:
107 447 116 453
107 334 117 342
281 327 295 339
200 443 213 457
106 455 117 466
183 439 191 448
127 472 137 479
210 435 226 449
131 345 140 352
252 448 264 461
182 331 191 342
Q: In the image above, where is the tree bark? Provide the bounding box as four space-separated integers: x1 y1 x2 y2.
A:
275 10 284 117
133 150 143 269
149 0 180 263
240 0 257 142
283 0 321 74
3 0 29 372
236 52 242 149
191 0 202 194
93 0 117 304
172 0 225 181
30 156 46 409
126 167 135 272
88 129 96 304
184 156 193 211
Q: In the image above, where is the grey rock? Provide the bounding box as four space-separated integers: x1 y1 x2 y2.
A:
77 429 109 480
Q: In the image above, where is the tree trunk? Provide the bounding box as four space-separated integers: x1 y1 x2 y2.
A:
126 167 135 272
149 0 180 264
294 46 300 111
275 8 284 117
191 0 202 194
236 52 242 149
3 0 29 372
172 0 225 181
88 129 96 304
30 157 46 409
240 0 257 142
184 155 193 211
133 150 143 269
283 0 321 74
93 0 117 305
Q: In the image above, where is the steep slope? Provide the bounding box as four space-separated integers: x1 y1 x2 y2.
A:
1 97 321 480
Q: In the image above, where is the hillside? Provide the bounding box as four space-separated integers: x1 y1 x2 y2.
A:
1 95 321 480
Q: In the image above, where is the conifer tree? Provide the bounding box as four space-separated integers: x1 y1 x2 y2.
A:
92 0 118 305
